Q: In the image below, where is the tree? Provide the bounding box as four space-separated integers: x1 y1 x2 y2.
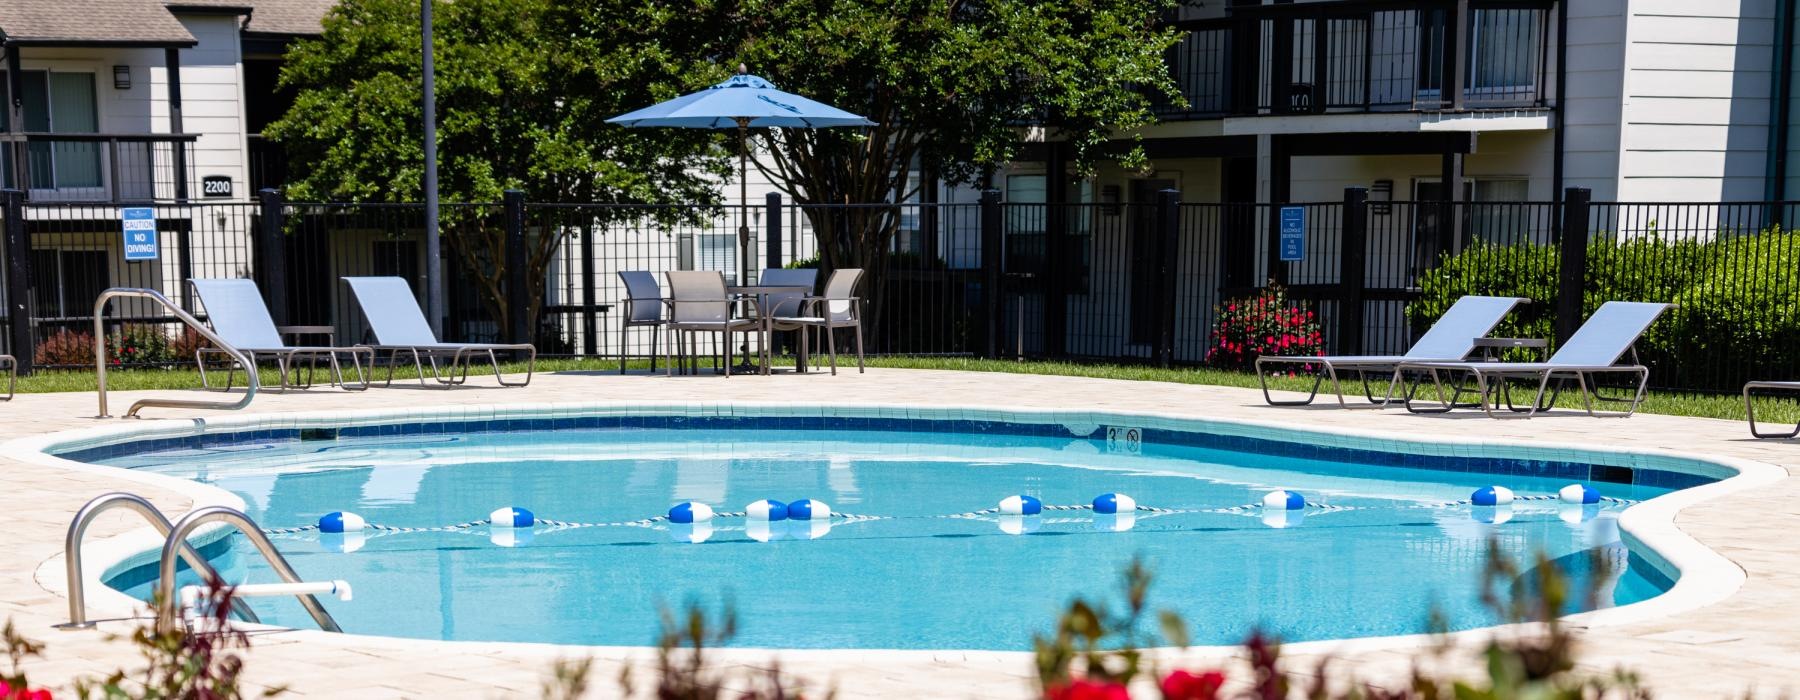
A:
266 0 732 338
730 0 1182 334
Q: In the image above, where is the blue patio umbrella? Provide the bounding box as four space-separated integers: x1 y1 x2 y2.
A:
608 69 875 282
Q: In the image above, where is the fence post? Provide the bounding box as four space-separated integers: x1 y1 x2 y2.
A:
1155 189 1182 368
980 189 1003 359
503 190 529 356
765 193 784 270
3 189 30 376
1338 187 1368 355
255 188 288 326
1555 187 1592 346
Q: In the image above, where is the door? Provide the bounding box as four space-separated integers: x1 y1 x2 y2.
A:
1128 178 1176 346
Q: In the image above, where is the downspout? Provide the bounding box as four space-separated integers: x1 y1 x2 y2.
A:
1766 0 1795 215
1551 0 1568 214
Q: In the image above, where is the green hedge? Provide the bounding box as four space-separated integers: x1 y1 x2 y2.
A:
1407 229 1800 390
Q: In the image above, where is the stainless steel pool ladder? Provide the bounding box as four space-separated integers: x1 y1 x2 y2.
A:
61 493 341 633
94 288 260 419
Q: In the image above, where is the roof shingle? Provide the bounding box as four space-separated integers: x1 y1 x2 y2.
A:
0 0 197 45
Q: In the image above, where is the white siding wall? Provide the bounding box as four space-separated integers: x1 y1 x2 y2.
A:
171 14 251 204
1618 0 1777 203
1561 0 1630 199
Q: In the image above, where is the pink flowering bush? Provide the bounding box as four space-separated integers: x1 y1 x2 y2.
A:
1205 285 1324 371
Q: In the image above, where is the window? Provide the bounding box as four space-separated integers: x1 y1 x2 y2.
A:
1467 9 1540 96
1004 174 1046 275
30 249 109 318
1 70 102 191
1469 179 1534 243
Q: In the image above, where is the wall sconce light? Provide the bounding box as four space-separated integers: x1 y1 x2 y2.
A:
113 65 131 90
1101 185 1122 216
1370 179 1393 216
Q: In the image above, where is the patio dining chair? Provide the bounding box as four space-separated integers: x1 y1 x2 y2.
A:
770 268 865 375
617 271 667 375
0 355 12 401
1395 301 1671 419
663 271 763 377
341 276 536 388
190 278 372 392
1255 295 1527 408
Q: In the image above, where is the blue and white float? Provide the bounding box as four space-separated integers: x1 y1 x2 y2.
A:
786 499 831 521
668 502 715 524
317 511 365 534
1471 486 1515 507
1092 492 1136 514
745 499 789 521
1262 490 1306 511
999 495 1043 516
1559 483 1601 505
489 506 535 528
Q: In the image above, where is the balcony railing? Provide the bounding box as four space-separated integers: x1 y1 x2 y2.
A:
0 133 199 203
1152 0 1556 121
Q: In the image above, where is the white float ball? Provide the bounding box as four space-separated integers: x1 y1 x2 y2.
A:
489 507 535 528
1471 486 1515 507
1092 493 1135 514
317 511 365 534
668 502 714 524
1263 490 1306 510
745 499 788 522
999 495 1043 516
1559 484 1601 505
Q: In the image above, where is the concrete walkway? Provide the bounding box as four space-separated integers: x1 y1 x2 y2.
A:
0 368 1795 698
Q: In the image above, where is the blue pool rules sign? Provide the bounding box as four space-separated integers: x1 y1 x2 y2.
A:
1279 206 1305 262
122 207 158 261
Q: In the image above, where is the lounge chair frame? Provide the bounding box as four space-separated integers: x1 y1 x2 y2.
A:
340 277 535 388
189 279 372 393
1743 381 1800 439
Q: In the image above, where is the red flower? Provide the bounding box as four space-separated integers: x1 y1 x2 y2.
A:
1045 679 1130 700
1160 670 1226 700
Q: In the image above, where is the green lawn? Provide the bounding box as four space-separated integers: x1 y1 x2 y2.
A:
15 356 1798 425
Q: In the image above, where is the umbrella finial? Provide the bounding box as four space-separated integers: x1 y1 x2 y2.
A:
737 63 748 75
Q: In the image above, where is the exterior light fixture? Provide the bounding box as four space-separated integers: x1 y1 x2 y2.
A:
113 65 131 89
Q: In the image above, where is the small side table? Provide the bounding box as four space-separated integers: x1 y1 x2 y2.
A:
1472 337 1548 361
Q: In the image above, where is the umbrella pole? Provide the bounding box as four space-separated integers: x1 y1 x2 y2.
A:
737 118 751 286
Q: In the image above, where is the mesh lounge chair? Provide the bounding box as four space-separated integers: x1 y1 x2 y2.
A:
341 276 536 387
617 271 667 375
770 268 864 375
1395 301 1671 419
1743 381 1800 439
663 271 762 377
190 278 372 391
1255 295 1527 408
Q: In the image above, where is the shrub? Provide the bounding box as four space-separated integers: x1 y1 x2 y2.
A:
167 328 211 365
34 330 98 368
1204 285 1323 371
109 325 174 367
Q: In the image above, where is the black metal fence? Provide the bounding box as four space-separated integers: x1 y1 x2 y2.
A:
1 186 1796 395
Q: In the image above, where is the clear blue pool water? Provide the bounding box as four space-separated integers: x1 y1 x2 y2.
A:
85 420 1683 650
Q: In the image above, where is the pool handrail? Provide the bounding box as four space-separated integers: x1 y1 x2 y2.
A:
156 505 342 633
59 492 258 629
94 287 259 418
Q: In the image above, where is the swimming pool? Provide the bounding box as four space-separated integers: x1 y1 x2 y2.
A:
61 406 1712 651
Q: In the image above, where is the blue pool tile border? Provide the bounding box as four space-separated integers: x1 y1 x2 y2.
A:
53 411 1718 491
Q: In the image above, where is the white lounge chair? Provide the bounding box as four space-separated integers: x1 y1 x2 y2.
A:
341 276 536 387
1256 295 1527 408
1396 301 1672 418
189 278 371 391
1743 381 1800 439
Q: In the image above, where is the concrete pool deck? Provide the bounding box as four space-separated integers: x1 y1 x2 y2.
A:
0 367 1796 698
